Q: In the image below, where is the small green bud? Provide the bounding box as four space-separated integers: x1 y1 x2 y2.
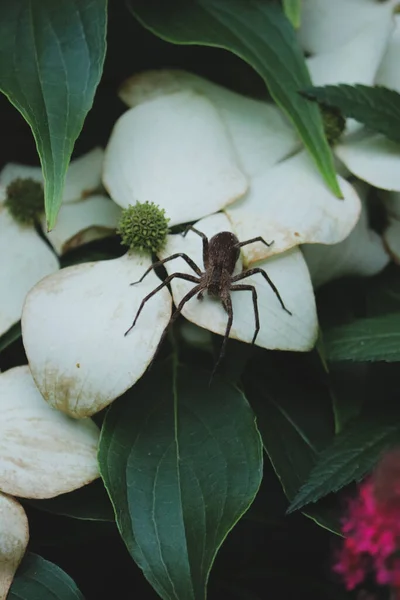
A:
320 104 346 146
117 201 170 253
5 178 44 225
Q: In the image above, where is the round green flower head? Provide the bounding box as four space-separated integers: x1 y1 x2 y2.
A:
320 104 346 146
117 201 170 253
5 178 44 225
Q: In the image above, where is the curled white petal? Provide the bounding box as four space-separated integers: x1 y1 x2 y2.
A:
119 69 300 179
299 0 397 54
0 206 59 337
225 151 361 264
336 133 400 192
384 218 400 263
0 148 104 204
22 253 172 418
158 213 318 352
382 191 400 262
42 195 121 255
0 493 28 600
376 14 400 92
302 185 390 287
0 366 99 498
103 90 248 226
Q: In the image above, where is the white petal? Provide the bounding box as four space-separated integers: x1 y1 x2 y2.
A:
376 14 400 92
384 218 400 263
42 195 121 255
119 69 300 179
302 184 390 287
298 0 396 54
0 366 99 498
0 148 104 203
225 151 361 264
158 213 318 352
0 494 28 600
381 191 400 261
22 253 172 418
103 90 248 226
336 133 400 191
306 16 393 86
0 206 59 337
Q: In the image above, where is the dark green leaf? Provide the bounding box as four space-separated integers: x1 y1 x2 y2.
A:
366 264 400 317
0 322 21 353
325 314 400 362
128 0 341 197
244 355 339 533
302 84 400 144
9 553 85 600
282 0 301 29
23 479 115 522
288 409 400 513
0 0 107 229
99 361 262 600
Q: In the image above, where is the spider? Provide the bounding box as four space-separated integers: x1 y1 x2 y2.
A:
125 226 292 377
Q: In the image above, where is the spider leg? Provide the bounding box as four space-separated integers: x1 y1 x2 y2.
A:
151 283 204 363
232 268 292 315
235 236 274 249
231 284 260 345
182 225 209 270
210 293 233 382
125 273 200 336
130 253 202 285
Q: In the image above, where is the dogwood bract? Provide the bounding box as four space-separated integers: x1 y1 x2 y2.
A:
0 148 121 337
0 366 99 598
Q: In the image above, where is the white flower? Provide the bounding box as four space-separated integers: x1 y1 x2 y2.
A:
301 1 400 192
0 148 121 338
381 190 400 264
0 365 99 598
108 70 361 265
21 5 400 419
303 182 390 287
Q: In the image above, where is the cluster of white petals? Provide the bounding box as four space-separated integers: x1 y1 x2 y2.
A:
0 366 100 598
0 148 121 338
14 0 400 430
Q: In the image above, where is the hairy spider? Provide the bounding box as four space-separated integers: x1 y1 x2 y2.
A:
125 227 292 377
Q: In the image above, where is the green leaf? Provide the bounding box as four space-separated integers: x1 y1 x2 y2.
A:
244 355 339 534
99 361 262 600
302 84 400 144
9 553 85 600
128 0 341 197
0 0 107 230
23 479 115 522
282 0 301 29
324 314 400 363
288 409 400 513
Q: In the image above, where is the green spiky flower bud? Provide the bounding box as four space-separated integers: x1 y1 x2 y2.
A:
321 104 346 146
5 178 44 225
117 201 170 253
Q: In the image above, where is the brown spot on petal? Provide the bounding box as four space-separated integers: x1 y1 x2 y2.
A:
76 363 80 369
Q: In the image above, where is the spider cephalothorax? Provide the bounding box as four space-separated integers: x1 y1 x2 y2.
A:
125 227 292 377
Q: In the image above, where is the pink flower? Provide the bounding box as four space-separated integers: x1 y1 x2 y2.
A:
334 449 400 597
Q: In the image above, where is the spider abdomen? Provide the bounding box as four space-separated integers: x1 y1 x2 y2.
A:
208 232 240 274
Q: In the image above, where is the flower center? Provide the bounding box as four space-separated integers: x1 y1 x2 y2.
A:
117 201 170 253
321 104 346 146
5 178 44 225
